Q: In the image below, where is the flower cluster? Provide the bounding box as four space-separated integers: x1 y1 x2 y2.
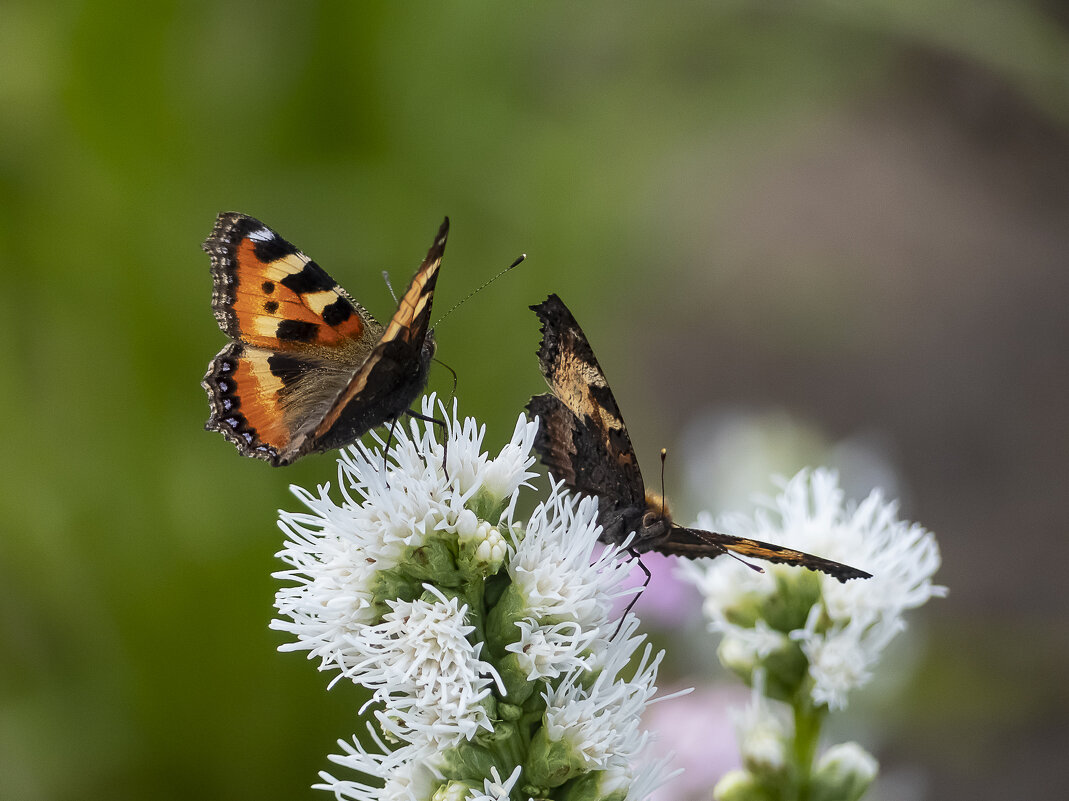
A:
272 396 675 801
678 468 945 801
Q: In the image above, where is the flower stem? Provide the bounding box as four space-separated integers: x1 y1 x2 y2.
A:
790 697 825 801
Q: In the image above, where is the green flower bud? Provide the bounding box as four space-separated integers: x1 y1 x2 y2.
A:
431 779 471 801
412 537 465 585
485 582 527 656
457 519 507 578
761 640 808 702
722 586 775 629
495 651 537 705
559 769 628 801
757 569 822 633
717 632 808 702
437 741 500 782
810 742 878 801
525 724 590 788
498 702 522 722
714 769 777 801
468 487 507 524
367 567 421 616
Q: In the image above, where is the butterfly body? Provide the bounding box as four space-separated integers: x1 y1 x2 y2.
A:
527 294 870 582
202 213 447 466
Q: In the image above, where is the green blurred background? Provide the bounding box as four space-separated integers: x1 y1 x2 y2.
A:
3 2 1068 799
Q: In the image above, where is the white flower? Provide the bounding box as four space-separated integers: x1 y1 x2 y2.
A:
506 618 595 681
542 616 662 771
679 468 946 709
349 585 503 748
318 735 442 801
502 485 639 684
509 487 634 630
273 396 678 801
525 612 678 799
461 766 523 801
717 620 790 676
272 395 538 678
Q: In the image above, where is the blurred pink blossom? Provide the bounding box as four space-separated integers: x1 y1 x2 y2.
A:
603 548 704 628
645 684 746 801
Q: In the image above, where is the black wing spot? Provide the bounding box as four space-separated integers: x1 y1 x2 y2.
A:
262 281 275 294
322 297 353 327
268 353 310 388
264 300 279 314
252 235 298 263
280 261 336 294
276 319 319 342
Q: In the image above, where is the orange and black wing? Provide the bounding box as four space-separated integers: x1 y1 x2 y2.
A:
526 294 646 510
204 212 380 350
201 213 381 465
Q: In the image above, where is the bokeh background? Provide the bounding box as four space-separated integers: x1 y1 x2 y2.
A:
3 2 1068 799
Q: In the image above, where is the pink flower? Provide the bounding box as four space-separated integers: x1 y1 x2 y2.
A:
604 548 704 628
644 684 746 801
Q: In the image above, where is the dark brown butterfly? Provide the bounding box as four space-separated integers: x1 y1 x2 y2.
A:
202 213 447 466
526 294 870 582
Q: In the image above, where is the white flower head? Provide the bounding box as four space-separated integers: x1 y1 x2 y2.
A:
542 616 661 771
679 468 946 709
509 485 635 629
351 585 503 749
526 614 677 799
501 483 639 684
272 397 678 801
272 395 538 678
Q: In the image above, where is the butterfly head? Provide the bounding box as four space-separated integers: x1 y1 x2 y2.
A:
638 490 674 540
644 490 670 520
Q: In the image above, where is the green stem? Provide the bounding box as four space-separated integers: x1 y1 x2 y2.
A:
465 575 487 644
790 696 825 801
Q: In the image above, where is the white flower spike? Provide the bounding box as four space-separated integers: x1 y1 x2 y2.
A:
272 396 676 801
681 468 944 801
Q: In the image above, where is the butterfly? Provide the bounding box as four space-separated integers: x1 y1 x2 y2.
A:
526 294 871 582
202 212 448 466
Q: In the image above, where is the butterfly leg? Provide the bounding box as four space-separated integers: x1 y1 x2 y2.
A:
381 416 402 478
612 547 651 638
404 409 450 481
432 358 459 410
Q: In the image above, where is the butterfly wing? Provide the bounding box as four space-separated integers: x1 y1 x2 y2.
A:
202 213 383 465
527 294 648 539
303 217 449 454
663 527 871 583
204 213 382 350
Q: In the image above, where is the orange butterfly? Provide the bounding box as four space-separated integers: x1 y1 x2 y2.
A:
202 213 447 466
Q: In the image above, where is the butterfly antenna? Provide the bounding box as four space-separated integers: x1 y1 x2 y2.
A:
727 551 766 574
431 253 527 329
381 270 399 305
659 448 667 503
